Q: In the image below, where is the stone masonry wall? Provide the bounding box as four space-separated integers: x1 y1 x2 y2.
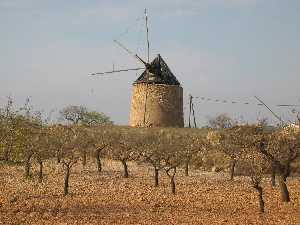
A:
129 83 184 127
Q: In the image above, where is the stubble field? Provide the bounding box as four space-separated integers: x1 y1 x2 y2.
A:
0 160 299 225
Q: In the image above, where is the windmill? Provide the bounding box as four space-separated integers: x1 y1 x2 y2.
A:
90 9 184 128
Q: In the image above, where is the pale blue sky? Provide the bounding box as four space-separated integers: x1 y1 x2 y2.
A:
1 0 300 126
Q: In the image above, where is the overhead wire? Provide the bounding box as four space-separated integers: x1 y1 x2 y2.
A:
185 94 300 126
190 95 300 107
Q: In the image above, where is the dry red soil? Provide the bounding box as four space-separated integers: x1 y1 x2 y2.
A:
0 160 299 225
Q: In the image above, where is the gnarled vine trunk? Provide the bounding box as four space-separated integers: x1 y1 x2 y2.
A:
154 167 159 187
95 149 102 172
3 149 10 162
166 167 177 195
184 160 189 177
62 160 76 196
82 150 87 167
271 163 276 187
171 176 176 194
64 166 70 196
230 159 236 181
56 150 61 163
38 160 43 183
254 185 265 213
278 175 290 202
121 159 129 178
24 153 33 178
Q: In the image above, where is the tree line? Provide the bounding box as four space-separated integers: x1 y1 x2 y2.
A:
0 99 299 213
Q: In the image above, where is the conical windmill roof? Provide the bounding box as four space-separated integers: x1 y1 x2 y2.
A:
134 54 181 85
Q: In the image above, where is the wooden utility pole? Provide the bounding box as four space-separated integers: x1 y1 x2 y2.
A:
192 102 197 128
143 8 150 127
188 94 197 128
188 95 193 128
145 8 150 64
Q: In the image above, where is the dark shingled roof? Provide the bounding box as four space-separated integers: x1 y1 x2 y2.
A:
134 54 180 85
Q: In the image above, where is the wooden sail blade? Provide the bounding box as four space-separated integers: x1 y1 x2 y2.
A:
90 67 144 76
145 8 150 63
277 104 300 107
113 40 148 66
113 39 134 56
135 54 148 66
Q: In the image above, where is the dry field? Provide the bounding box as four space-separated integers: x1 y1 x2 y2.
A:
0 160 299 225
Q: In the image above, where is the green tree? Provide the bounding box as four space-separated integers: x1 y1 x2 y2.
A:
208 113 236 129
82 111 112 125
59 105 112 125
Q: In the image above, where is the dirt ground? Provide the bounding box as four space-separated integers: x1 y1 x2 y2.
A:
0 160 299 225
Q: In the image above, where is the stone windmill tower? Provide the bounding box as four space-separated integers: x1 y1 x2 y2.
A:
90 9 184 127
130 54 183 127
